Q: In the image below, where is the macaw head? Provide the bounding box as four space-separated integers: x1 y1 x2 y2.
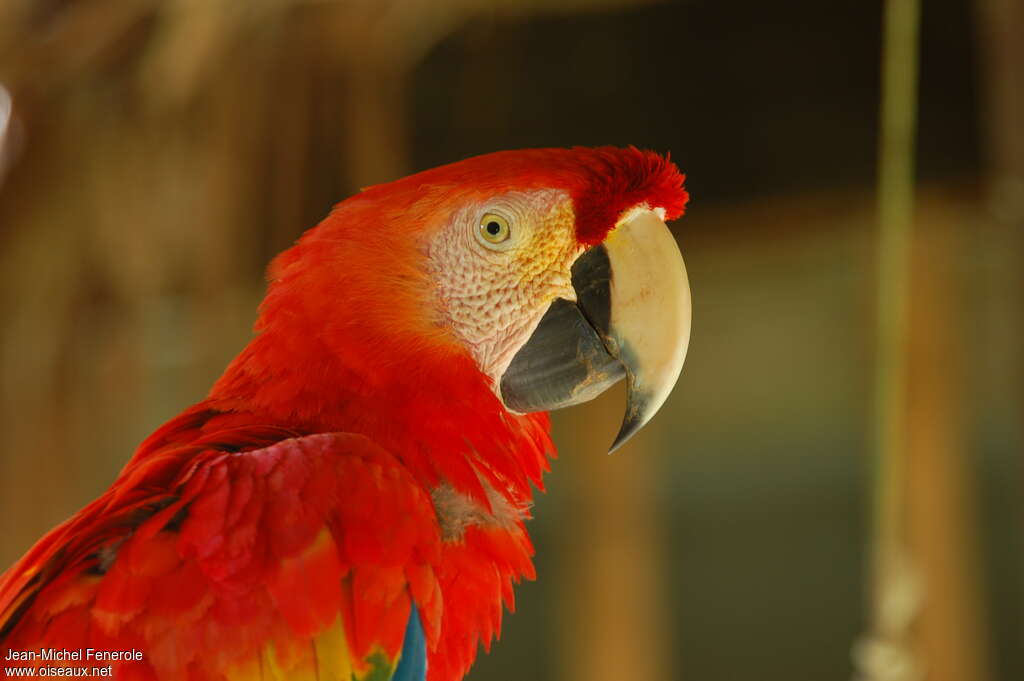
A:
213 146 689 456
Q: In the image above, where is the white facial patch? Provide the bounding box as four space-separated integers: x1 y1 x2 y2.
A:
425 189 583 390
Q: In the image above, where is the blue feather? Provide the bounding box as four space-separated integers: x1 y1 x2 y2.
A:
392 605 427 681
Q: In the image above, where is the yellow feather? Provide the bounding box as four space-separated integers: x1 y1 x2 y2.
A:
314 616 354 681
224 654 262 681
260 644 283 681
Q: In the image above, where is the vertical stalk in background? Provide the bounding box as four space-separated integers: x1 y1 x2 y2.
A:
903 208 990 681
555 384 670 681
854 0 920 678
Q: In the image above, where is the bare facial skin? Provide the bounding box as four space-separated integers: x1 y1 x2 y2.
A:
426 189 583 389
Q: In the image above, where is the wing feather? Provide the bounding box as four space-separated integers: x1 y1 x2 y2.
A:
1 431 441 681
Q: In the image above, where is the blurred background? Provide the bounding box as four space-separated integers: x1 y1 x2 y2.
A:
0 0 1020 680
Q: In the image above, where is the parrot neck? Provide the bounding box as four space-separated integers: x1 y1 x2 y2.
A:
205 321 553 508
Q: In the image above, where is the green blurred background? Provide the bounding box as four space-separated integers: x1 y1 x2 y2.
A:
0 1 1020 680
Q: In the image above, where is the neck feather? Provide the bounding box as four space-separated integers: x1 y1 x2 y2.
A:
207 314 554 509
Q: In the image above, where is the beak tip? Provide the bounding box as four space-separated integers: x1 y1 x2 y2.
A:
606 426 633 454
606 396 648 454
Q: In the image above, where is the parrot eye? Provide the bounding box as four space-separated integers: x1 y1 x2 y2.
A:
478 213 511 246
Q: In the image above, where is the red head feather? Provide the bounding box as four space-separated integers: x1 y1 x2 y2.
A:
355 146 688 245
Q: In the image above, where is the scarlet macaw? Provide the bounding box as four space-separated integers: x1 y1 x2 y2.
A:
0 147 690 681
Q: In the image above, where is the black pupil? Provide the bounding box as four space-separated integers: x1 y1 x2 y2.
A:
486 221 502 236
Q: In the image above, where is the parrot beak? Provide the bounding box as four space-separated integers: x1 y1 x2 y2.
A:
499 209 691 452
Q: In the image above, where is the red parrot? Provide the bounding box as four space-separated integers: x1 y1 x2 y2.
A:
0 147 690 681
